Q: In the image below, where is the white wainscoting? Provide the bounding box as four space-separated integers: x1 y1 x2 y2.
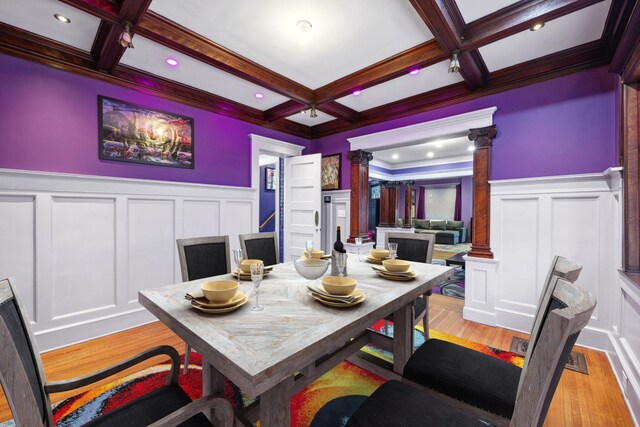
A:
0 169 256 352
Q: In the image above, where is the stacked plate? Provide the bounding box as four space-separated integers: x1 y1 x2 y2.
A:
232 266 273 280
307 280 366 308
365 255 388 265
371 265 417 281
188 291 248 314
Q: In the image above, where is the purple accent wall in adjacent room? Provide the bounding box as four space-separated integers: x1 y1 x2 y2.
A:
0 55 310 187
259 164 276 232
311 66 617 188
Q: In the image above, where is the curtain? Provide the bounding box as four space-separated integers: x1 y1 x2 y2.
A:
417 186 425 219
454 183 462 221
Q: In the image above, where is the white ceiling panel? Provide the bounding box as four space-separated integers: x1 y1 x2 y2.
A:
120 36 291 110
149 0 433 89
334 61 464 112
455 0 519 24
286 110 336 126
373 136 473 167
0 0 101 52
479 0 611 72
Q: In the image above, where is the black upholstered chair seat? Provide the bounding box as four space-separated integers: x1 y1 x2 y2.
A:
403 338 521 418
346 380 487 427
85 384 211 426
413 296 426 320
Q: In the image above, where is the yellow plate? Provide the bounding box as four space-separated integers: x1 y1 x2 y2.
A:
371 266 417 277
191 294 248 313
313 289 366 307
232 268 271 279
366 256 384 265
191 291 247 309
375 270 416 281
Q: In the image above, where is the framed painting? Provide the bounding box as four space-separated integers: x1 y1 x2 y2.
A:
98 96 194 169
265 167 276 191
321 153 341 190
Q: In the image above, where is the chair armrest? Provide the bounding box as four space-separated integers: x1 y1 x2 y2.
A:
44 345 180 394
147 394 234 427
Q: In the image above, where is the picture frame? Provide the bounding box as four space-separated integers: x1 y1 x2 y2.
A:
98 96 194 169
321 153 341 191
265 167 276 191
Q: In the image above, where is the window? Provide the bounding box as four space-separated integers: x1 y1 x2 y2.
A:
424 186 456 220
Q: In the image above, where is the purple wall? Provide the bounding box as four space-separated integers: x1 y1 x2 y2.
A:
0 54 310 187
259 164 276 232
311 66 617 187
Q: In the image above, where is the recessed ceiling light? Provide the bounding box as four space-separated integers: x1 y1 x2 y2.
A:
54 14 71 24
297 20 312 33
409 68 420 75
392 154 399 160
164 58 178 66
352 90 362 96
468 146 475 152
530 22 545 31
427 152 434 158
255 93 264 99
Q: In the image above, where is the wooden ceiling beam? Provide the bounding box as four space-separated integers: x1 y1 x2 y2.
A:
91 0 152 72
610 1 640 82
316 101 360 123
313 40 447 104
603 0 636 55
462 0 605 50
59 0 119 23
409 0 487 89
264 100 306 122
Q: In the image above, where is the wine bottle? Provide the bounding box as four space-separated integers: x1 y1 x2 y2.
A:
334 226 345 253
331 226 347 276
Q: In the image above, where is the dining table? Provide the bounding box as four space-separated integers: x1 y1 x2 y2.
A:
138 257 452 426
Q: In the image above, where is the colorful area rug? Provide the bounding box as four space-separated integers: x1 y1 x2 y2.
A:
431 259 465 299
0 324 523 427
433 243 472 260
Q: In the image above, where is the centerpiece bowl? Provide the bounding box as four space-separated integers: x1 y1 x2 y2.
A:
294 258 329 281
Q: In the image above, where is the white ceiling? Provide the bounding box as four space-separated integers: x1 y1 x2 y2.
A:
335 60 464 112
372 135 473 169
285 109 336 126
455 0 519 24
120 36 290 110
148 0 434 89
479 0 611 72
0 0 101 52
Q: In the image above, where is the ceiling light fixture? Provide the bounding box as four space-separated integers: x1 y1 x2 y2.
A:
427 152 434 158
297 20 312 33
309 105 318 118
119 22 134 49
448 50 460 73
409 68 420 75
54 14 71 24
392 154 399 160
255 93 264 99
530 22 545 31
165 58 178 66
352 89 362 96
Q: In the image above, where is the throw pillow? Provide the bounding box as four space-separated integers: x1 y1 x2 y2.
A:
430 220 446 230
446 220 464 230
415 219 430 230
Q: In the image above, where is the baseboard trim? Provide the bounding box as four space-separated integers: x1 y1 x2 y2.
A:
462 306 496 326
604 330 640 426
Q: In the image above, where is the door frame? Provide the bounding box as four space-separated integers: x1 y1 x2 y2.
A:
250 134 305 234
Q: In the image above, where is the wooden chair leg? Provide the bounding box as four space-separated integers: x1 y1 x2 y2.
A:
423 293 430 340
184 343 191 375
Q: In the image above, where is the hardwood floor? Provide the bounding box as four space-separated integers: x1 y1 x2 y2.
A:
0 294 632 426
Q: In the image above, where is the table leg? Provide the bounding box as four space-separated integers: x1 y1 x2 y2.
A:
202 359 226 424
393 303 413 374
259 375 294 427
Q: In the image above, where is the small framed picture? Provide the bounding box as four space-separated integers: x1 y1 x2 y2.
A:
321 153 341 190
265 167 276 191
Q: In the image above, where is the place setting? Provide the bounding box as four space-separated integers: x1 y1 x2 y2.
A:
306 252 366 308
232 251 273 280
185 280 248 314
372 259 417 281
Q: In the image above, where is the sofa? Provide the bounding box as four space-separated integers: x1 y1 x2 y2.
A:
411 219 467 245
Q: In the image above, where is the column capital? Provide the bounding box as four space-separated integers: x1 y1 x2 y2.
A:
348 150 373 165
469 125 497 148
381 180 401 188
403 180 415 186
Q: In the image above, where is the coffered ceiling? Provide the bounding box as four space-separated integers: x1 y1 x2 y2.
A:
0 0 637 139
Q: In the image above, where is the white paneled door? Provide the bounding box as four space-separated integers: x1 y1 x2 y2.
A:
284 154 322 261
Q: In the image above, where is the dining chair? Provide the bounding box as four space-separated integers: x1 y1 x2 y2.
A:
176 235 231 374
238 232 279 266
400 255 582 422
383 232 435 339
346 276 596 427
0 277 233 427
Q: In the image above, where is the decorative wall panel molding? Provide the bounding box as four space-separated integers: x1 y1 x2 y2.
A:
0 168 255 351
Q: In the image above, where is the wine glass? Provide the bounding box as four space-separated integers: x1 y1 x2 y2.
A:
305 240 314 259
233 249 244 284
336 252 348 277
250 262 264 311
388 243 398 260
355 237 363 261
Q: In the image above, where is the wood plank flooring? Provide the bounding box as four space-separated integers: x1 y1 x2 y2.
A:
0 294 632 426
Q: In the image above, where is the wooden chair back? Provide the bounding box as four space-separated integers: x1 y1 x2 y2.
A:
512 277 596 427
176 235 231 281
522 256 582 377
0 278 52 426
385 233 435 264
238 232 279 266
